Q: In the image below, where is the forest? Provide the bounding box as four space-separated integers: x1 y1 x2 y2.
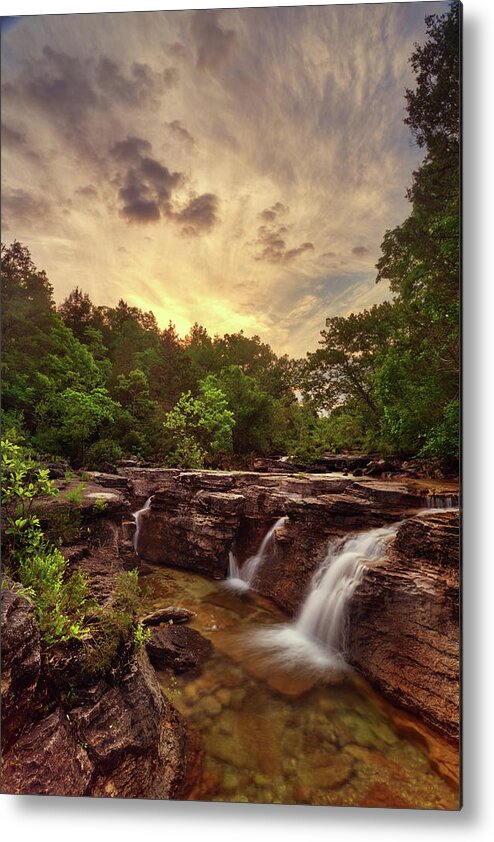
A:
1 4 460 473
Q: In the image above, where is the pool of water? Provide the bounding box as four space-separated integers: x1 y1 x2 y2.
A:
139 564 460 809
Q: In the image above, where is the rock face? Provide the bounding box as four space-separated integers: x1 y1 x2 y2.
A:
1 586 190 798
1 585 42 752
346 511 460 741
132 469 429 601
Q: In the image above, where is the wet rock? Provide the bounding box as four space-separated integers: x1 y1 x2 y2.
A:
347 511 460 741
146 625 212 673
2 708 93 796
1 586 41 751
140 606 196 626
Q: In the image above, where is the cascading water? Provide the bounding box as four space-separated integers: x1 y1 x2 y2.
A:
133 496 153 553
251 524 398 670
225 517 288 593
425 494 459 509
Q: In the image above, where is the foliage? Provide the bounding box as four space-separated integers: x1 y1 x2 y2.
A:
65 482 85 505
163 378 235 467
1 438 90 644
82 570 143 677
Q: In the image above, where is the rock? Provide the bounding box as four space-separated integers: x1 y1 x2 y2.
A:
71 650 189 798
364 459 401 477
347 511 460 741
146 625 212 673
140 606 196 626
84 471 130 490
1 586 41 751
2 709 93 796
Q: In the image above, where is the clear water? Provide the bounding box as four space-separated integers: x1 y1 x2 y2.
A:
139 564 459 809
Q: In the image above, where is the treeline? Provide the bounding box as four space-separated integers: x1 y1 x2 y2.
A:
1 243 310 468
300 2 460 464
1 4 459 470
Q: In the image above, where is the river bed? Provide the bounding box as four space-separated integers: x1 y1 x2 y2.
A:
139 563 459 809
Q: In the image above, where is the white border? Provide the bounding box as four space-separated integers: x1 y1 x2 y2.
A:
2 1 494 839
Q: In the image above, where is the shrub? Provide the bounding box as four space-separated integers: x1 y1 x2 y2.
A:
65 482 85 505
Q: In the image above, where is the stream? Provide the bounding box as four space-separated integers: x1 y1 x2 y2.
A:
139 561 459 809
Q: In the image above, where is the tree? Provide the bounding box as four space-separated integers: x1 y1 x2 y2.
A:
57 387 120 463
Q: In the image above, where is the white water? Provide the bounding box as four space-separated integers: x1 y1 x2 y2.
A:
225 516 288 593
133 496 153 553
251 524 398 671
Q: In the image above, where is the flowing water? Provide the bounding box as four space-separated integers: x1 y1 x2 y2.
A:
133 496 153 552
251 525 398 672
139 554 459 808
225 516 288 594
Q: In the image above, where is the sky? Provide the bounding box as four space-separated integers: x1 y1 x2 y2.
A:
1 2 448 357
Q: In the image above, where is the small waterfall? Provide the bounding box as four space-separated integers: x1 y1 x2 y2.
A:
133 496 153 553
425 494 459 509
225 517 288 593
252 524 397 670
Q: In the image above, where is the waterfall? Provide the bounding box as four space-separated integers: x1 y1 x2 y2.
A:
133 496 153 553
425 494 459 509
225 517 288 593
252 524 397 670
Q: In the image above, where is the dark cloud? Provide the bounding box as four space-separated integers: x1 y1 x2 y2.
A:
322 250 336 259
166 120 195 145
1 121 26 146
175 193 219 236
140 156 182 200
2 187 53 226
13 46 99 124
255 223 313 264
109 136 152 163
95 57 161 106
352 245 369 256
259 202 289 223
110 135 217 232
191 11 236 72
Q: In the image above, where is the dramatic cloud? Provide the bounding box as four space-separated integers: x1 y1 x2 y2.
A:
1 3 448 355
175 193 219 237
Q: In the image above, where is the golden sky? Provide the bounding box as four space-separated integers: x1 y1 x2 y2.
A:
1 3 447 356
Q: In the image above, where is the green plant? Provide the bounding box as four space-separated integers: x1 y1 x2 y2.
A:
134 622 151 649
65 482 85 505
92 497 108 514
64 468 75 482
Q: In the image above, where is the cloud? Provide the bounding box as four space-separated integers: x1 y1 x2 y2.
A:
166 120 194 145
75 184 99 200
254 203 313 264
191 10 236 71
351 245 369 257
175 193 219 236
109 135 217 233
1 121 26 146
95 57 162 106
2 187 54 227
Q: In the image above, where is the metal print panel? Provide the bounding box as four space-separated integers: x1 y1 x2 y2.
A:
1 1 461 809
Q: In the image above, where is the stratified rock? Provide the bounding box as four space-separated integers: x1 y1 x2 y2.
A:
146 625 212 673
2 708 93 796
347 511 460 741
1 586 41 751
140 606 196 626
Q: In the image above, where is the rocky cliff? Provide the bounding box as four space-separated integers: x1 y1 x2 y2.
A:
346 511 460 741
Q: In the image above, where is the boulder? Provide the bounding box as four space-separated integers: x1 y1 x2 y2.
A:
146 625 212 673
